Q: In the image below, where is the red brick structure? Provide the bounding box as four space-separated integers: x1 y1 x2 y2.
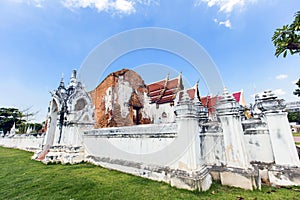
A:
89 69 150 128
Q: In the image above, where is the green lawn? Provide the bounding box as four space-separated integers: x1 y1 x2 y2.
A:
0 146 300 200
293 132 300 137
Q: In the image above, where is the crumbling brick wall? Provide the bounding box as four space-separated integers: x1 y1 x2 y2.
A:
89 69 151 128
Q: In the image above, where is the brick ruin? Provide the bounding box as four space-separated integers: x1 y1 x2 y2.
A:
89 69 149 128
89 68 185 128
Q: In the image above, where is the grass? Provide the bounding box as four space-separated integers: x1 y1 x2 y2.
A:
293 132 300 137
0 147 300 200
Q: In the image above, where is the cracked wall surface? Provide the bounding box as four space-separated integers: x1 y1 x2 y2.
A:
89 69 151 128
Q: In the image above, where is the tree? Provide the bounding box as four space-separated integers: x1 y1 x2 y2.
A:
288 111 300 123
0 108 25 134
294 78 300 97
272 11 300 57
272 11 300 97
0 107 42 134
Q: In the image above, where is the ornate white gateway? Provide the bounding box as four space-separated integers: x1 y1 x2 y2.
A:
33 70 94 164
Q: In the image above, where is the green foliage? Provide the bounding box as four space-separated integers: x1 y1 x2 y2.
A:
294 78 300 97
288 112 300 123
0 108 25 134
0 146 300 199
273 12 300 98
0 107 43 134
272 11 300 57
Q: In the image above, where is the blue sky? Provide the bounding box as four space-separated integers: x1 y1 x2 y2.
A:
0 0 300 122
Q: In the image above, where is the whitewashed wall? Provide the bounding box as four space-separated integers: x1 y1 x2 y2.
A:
0 135 44 152
244 133 274 163
143 98 176 124
83 124 177 166
202 133 225 166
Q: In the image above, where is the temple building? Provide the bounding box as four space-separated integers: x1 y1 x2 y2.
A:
88 68 245 128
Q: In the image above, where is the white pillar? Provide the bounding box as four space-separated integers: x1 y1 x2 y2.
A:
216 88 250 169
173 91 212 191
175 92 203 170
257 90 300 166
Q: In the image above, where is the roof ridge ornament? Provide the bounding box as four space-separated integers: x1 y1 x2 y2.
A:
155 73 170 104
58 73 66 91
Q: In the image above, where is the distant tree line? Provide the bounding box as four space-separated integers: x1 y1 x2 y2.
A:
0 107 43 134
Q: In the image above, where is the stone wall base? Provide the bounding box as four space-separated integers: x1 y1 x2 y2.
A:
210 166 260 190
251 162 300 187
33 145 85 164
86 155 212 191
268 165 300 186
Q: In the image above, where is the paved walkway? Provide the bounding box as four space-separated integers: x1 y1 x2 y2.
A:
294 136 300 143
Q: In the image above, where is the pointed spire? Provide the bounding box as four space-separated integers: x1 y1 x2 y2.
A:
177 71 184 90
59 73 65 88
10 122 16 135
222 87 228 95
165 73 170 82
193 80 200 101
194 79 199 89
220 87 236 102
156 73 170 103
26 125 31 134
71 69 77 79
11 122 15 130
69 69 77 87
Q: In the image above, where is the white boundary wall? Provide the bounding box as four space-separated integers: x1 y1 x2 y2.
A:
0 135 44 152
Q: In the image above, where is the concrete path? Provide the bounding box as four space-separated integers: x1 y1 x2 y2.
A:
294 136 300 143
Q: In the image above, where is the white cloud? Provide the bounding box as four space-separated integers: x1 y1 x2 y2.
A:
214 18 231 28
273 88 286 96
114 0 135 13
275 74 288 80
197 1 257 28
196 0 257 14
12 0 44 7
11 0 157 15
31 0 44 7
61 0 157 15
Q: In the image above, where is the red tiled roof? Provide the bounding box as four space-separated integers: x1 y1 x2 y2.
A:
200 91 243 115
178 82 200 101
232 92 241 102
157 94 175 104
148 80 165 92
149 90 162 97
200 96 219 115
147 75 183 104
166 79 179 90
164 88 177 96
